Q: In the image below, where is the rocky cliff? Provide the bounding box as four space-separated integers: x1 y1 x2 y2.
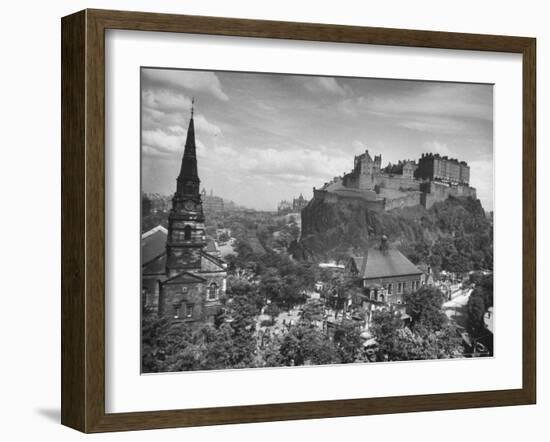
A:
293 195 492 273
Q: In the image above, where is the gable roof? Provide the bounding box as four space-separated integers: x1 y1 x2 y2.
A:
200 251 227 271
142 253 166 275
162 270 206 285
353 248 422 279
142 225 168 264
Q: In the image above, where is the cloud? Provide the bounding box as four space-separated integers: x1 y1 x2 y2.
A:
142 69 229 101
399 118 460 134
207 144 350 185
141 70 494 210
142 129 185 154
142 88 222 133
422 140 454 156
141 87 222 161
469 158 494 211
336 83 492 128
142 89 191 112
305 77 349 96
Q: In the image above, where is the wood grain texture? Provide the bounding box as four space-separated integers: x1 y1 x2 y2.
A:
61 10 86 432
60 8 537 433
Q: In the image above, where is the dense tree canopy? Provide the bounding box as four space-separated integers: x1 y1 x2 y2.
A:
370 309 462 362
278 324 340 366
466 273 494 337
370 286 462 362
404 286 448 331
296 196 493 273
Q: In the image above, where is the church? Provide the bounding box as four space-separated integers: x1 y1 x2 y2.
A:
141 103 227 323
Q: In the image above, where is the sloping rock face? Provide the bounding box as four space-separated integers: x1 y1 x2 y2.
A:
293 195 492 272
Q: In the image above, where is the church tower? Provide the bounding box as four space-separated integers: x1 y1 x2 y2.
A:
166 100 206 277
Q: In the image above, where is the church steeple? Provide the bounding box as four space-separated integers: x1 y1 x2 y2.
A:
166 99 206 276
176 99 200 196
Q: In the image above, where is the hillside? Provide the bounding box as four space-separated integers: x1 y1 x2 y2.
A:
293 196 493 273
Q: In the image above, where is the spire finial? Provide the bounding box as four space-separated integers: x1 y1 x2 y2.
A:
191 97 195 118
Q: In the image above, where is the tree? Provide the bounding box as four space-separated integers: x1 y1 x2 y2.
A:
141 308 171 373
258 270 283 303
256 331 284 367
466 273 493 337
142 194 152 216
279 324 340 366
226 294 259 367
466 294 486 336
218 232 230 243
370 310 404 360
370 310 462 361
404 286 448 331
264 302 281 325
333 322 363 363
228 276 264 310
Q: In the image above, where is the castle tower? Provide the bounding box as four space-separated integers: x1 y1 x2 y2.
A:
165 101 206 276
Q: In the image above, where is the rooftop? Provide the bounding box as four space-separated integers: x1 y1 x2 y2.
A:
141 225 168 264
351 247 423 279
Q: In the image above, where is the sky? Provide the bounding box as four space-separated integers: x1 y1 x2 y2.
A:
141 68 494 211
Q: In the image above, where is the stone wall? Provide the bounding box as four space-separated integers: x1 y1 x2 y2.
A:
383 191 423 211
420 181 477 209
362 274 424 304
375 173 420 191
159 275 223 323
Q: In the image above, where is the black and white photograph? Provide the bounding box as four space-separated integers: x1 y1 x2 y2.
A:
140 68 494 373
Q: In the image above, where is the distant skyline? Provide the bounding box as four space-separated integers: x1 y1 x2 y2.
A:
141 68 494 211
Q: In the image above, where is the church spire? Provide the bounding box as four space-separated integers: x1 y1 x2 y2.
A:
176 99 200 196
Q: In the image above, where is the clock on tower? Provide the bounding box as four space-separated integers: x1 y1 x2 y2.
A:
165 102 206 276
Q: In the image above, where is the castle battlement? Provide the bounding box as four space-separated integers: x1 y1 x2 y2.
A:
313 149 476 212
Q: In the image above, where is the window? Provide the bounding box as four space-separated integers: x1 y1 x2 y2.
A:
173 304 182 319
183 225 192 240
207 283 218 300
397 282 403 294
186 303 194 318
182 287 188 294
388 283 393 295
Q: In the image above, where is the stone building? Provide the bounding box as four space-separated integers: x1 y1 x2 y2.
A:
416 153 470 185
344 236 424 328
312 148 476 212
141 104 227 323
342 149 382 190
292 193 308 211
277 200 292 214
402 161 418 180
202 188 225 213
345 237 424 305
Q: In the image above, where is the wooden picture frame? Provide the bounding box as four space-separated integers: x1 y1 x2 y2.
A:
61 8 536 433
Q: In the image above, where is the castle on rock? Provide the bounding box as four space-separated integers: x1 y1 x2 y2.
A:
312 148 476 212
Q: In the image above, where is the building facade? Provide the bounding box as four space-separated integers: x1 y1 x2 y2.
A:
342 149 382 190
202 188 225 213
141 105 227 323
344 237 424 327
415 153 470 185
